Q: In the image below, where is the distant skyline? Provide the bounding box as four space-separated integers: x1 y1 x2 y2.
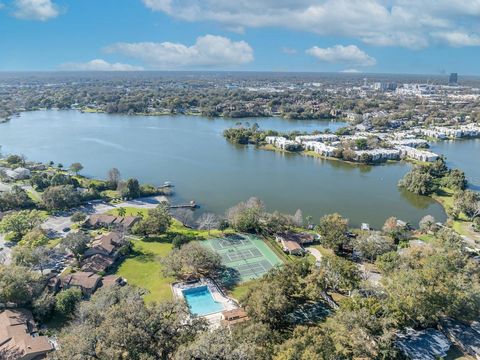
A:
2 0 480 74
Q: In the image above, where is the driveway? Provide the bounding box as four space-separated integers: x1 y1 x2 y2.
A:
306 247 323 265
40 196 169 238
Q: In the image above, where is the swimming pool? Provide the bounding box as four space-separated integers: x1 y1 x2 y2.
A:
182 285 225 316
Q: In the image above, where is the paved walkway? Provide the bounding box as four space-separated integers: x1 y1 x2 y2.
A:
306 247 323 263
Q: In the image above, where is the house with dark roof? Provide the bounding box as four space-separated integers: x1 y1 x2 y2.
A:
0 309 54 360
440 318 480 359
84 215 140 230
81 254 115 273
395 328 451 360
274 232 317 255
61 271 101 296
84 232 124 259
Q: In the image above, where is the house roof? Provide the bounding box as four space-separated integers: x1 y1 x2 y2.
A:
395 328 451 360
440 318 480 357
62 271 101 290
81 254 114 273
281 239 302 252
277 232 315 244
0 309 53 358
89 232 122 255
221 308 249 326
101 275 122 287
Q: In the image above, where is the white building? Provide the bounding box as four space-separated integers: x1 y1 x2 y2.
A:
303 141 337 157
390 139 429 148
295 134 338 143
396 145 439 162
265 136 299 150
354 149 400 162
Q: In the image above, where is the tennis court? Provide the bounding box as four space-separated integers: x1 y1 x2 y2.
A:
205 234 283 283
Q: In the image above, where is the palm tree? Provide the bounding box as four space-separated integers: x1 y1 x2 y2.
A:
117 207 127 217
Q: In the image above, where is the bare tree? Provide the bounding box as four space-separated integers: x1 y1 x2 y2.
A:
293 209 303 227
176 208 194 227
107 167 121 189
197 213 220 235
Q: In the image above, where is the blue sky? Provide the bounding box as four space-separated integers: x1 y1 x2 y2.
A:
1 0 480 74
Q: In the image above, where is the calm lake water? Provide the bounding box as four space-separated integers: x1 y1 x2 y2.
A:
431 139 480 191
0 110 447 228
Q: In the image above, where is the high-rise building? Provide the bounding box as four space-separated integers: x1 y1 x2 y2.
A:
449 73 458 86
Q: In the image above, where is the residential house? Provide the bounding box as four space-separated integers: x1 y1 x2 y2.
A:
81 254 115 273
395 328 451 360
61 271 101 296
0 309 54 360
84 232 124 259
440 318 480 359
275 232 316 255
221 308 249 327
84 215 140 230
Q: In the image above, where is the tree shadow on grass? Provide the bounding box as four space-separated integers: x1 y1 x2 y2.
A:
216 266 242 291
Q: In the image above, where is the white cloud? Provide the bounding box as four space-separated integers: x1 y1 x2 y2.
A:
105 35 254 68
13 0 59 21
141 0 480 49
341 68 361 73
433 31 480 47
306 45 376 66
59 59 144 71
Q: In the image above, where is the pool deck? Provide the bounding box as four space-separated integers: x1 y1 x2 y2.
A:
172 278 238 325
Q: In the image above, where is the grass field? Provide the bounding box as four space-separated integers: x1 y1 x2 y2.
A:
114 238 174 303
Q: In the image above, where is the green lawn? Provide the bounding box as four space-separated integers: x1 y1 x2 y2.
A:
114 238 174 303
107 206 149 217
229 280 256 302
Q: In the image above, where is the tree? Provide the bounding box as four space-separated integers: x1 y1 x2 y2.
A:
197 212 219 235
0 185 34 211
122 178 141 199
419 215 437 233
162 242 222 280
353 232 394 262
56 288 82 317
442 169 467 190
70 211 87 223
107 167 121 189
61 231 90 263
70 162 84 175
453 190 480 220
18 228 49 248
317 213 350 253
176 208 194 227
243 262 308 330
226 197 265 233
382 216 409 242
173 327 266 360
12 246 50 274
316 254 360 293
293 209 303 227
42 185 81 211
53 286 205 360
132 204 172 236
0 210 43 242
398 166 435 195
116 207 127 217
32 290 56 322
0 264 42 305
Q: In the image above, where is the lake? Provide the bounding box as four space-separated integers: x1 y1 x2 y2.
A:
431 139 480 191
0 110 447 228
